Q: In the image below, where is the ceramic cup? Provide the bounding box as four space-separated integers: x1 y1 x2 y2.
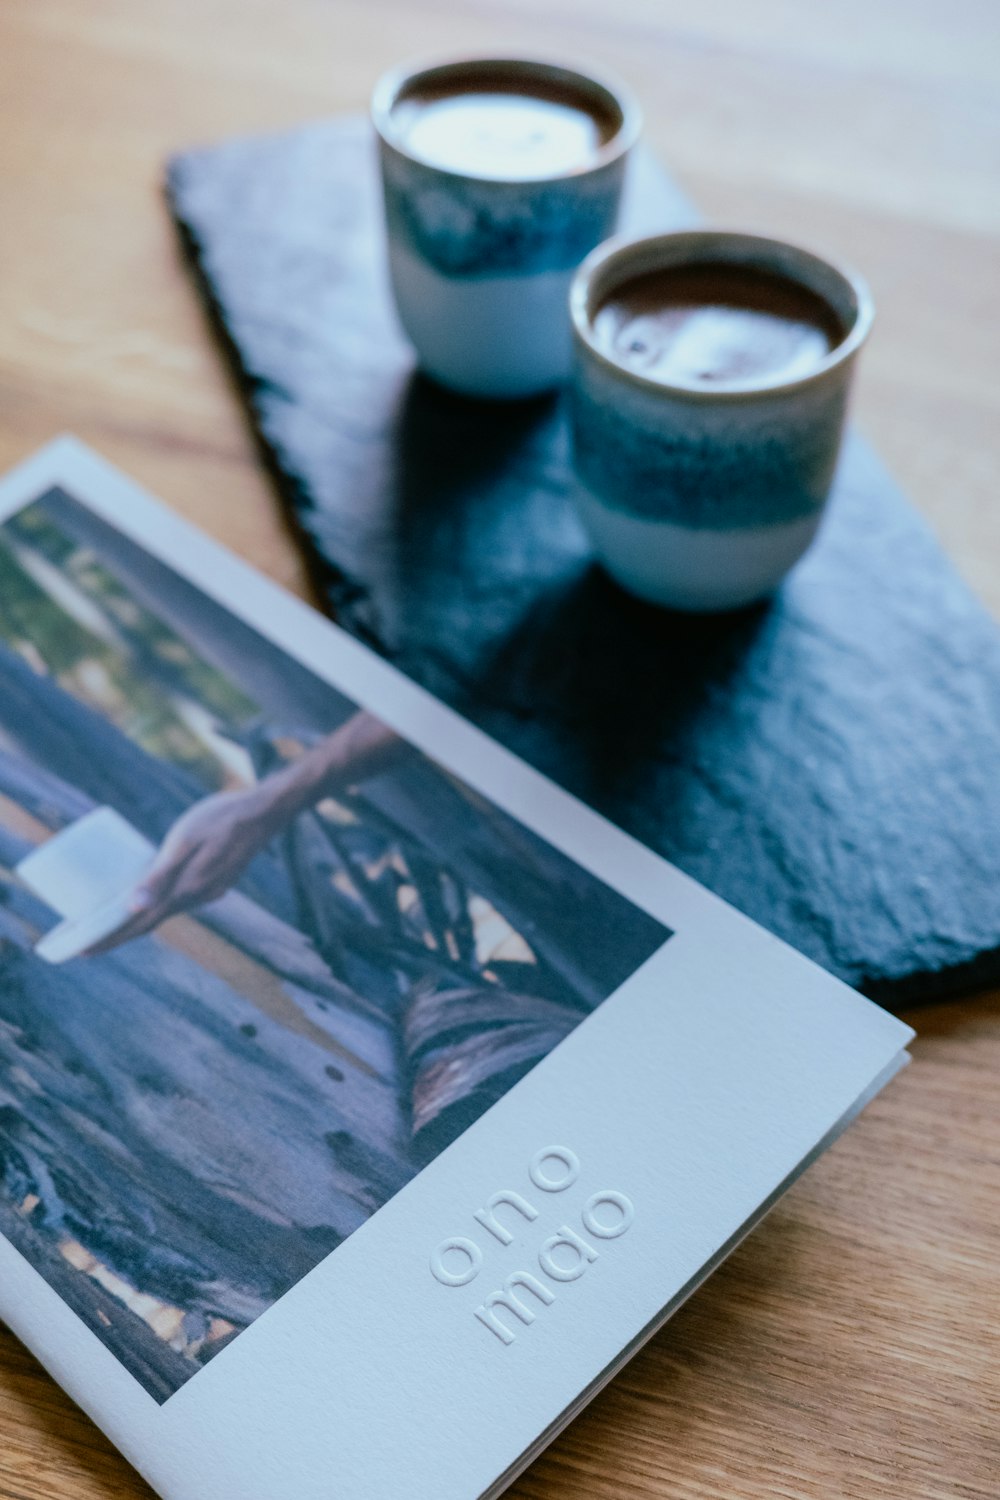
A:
568 230 875 610
16 806 154 963
372 55 640 399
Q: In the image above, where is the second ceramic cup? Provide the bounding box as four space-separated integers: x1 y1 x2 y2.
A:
568 231 875 610
371 55 640 399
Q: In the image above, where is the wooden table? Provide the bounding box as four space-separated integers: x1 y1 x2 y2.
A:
0 2 997 1496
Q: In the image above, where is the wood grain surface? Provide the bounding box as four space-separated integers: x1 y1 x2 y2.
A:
0 2 998 1496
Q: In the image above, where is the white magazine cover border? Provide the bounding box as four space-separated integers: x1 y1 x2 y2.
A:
0 439 912 1500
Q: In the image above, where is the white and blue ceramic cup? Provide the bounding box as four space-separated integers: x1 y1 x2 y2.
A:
372 56 640 399
568 230 875 610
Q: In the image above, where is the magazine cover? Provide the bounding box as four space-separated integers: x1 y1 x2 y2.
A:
0 440 912 1500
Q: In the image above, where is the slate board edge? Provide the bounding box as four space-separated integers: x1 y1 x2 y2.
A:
166 156 390 656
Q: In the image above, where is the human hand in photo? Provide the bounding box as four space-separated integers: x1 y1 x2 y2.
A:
84 785 284 954
85 710 406 955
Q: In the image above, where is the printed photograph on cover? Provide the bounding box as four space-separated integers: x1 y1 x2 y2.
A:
0 487 670 1401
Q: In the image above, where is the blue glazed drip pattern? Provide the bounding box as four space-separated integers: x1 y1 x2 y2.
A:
383 169 622 277
571 388 842 529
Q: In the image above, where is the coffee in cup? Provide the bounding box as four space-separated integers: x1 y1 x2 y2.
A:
389 73 617 181
592 262 844 389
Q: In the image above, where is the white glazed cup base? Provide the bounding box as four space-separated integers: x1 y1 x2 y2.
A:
388 239 574 400
574 487 825 612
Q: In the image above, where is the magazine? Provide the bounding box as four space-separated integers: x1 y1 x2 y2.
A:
0 439 911 1499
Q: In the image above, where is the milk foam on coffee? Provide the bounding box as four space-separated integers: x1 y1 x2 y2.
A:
392 79 614 179
593 263 844 387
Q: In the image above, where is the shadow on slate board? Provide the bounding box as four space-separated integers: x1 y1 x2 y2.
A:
167 116 1000 1007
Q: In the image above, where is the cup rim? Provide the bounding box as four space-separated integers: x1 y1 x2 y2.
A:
371 53 642 186
569 229 876 402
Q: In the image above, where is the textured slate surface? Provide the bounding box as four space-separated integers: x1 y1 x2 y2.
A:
167 116 1000 1005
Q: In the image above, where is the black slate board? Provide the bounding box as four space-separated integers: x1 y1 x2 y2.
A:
167 116 1000 1006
